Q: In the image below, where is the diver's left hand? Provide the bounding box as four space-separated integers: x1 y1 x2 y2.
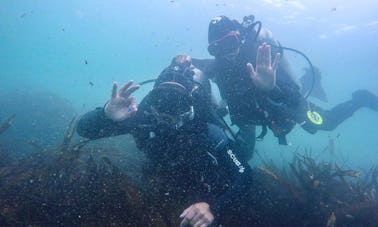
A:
179 202 214 227
247 43 281 91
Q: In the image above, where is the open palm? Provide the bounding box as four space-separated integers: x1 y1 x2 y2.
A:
247 44 281 91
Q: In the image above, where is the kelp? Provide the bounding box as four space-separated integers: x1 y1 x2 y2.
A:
0 116 377 226
257 150 378 226
0 117 166 226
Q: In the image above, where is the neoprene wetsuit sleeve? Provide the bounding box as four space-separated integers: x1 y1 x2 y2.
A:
256 29 302 108
204 123 254 220
76 107 135 139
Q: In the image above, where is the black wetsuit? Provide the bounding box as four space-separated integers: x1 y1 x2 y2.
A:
193 32 365 151
76 84 270 223
77 95 304 226
75 59 273 224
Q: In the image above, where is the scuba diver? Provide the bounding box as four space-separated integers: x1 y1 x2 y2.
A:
192 15 378 161
77 55 298 226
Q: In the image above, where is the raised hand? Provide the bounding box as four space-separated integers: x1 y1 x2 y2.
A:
104 80 140 121
247 43 281 91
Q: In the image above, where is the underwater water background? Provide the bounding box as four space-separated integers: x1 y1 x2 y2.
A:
0 0 377 169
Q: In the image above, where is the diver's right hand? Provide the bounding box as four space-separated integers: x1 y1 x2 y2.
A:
247 43 280 92
104 80 140 122
179 202 214 227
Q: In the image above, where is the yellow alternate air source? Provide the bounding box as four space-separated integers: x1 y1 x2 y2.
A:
306 110 323 125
